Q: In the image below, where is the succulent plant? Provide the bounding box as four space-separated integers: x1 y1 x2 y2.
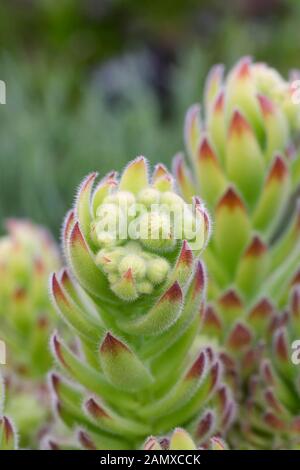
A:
0 375 18 450
241 276 300 449
173 56 300 448
0 219 61 446
144 427 227 450
49 157 235 450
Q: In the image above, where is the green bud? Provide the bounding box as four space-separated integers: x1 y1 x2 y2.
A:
119 254 146 280
137 188 161 206
147 258 170 285
139 211 176 252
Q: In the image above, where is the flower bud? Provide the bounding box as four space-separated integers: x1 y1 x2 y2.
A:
139 211 176 252
119 254 146 281
137 188 161 207
147 258 170 285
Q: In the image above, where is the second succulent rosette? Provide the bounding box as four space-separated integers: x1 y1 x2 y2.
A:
174 56 300 448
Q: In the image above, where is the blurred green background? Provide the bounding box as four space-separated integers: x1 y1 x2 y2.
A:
0 0 300 235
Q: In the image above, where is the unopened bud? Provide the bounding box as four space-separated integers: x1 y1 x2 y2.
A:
137 281 154 295
119 254 146 281
138 188 161 207
139 212 176 252
147 258 170 285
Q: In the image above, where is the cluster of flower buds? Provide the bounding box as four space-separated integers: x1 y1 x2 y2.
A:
174 56 300 448
49 157 235 449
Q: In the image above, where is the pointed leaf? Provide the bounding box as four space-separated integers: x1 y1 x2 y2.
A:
51 273 103 342
226 110 264 208
75 173 98 247
253 155 290 239
99 332 153 392
184 104 202 162
236 235 270 299
85 397 150 437
172 153 196 202
51 333 136 410
68 222 112 301
215 187 251 276
92 172 118 216
117 282 183 335
119 156 148 194
195 137 227 208
0 417 17 450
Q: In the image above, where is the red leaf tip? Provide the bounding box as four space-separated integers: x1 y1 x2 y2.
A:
229 110 251 137
274 329 289 361
196 411 215 440
198 138 217 162
228 323 252 350
164 281 182 303
235 56 252 79
78 431 97 450
249 298 273 320
70 221 85 247
214 91 224 112
85 398 109 419
2 416 14 442
258 94 275 116
217 187 245 211
82 172 97 191
194 261 205 294
267 155 288 183
179 240 193 266
204 305 222 331
124 268 134 282
219 289 243 309
186 351 206 379
100 332 128 355
50 373 60 393
245 236 267 257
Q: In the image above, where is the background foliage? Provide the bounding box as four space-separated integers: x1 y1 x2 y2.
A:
0 0 300 235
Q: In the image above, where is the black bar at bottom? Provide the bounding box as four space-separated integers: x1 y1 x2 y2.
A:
0 450 299 466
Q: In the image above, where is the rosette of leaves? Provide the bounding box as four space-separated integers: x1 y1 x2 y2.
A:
173 57 300 448
49 157 235 450
0 219 61 447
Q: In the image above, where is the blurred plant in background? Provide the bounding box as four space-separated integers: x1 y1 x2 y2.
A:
175 57 300 449
1 0 300 234
0 219 61 447
0 53 202 235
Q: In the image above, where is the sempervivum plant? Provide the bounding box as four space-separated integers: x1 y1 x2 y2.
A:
0 219 61 446
173 57 300 448
144 427 227 450
49 157 235 450
0 375 18 450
